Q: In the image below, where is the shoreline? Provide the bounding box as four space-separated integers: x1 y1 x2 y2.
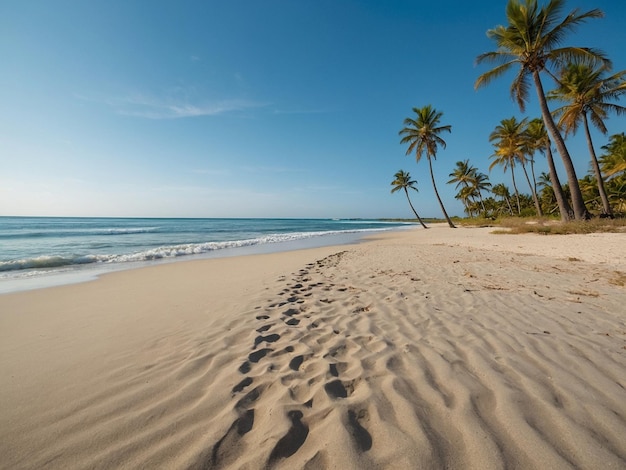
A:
1 225 624 469
0 227 411 295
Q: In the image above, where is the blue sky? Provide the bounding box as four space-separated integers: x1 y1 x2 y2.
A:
1 0 624 218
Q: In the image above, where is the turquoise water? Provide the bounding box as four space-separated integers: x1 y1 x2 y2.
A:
0 217 415 292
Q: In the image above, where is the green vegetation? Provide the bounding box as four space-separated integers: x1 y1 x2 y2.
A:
393 0 624 225
459 216 626 234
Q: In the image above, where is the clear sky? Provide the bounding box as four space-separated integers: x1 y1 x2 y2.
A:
1 0 625 219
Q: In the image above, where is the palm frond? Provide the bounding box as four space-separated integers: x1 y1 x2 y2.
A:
548 47 610 71
475 60 518 90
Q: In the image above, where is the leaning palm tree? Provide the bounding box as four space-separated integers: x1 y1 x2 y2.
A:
475 0 610 220
526 118 573 220
549 62 626 217
390 170 428 229
399 105 456 228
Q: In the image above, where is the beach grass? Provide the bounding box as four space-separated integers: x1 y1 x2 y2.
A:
459 216 626 234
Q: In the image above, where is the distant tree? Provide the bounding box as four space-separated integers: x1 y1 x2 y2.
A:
448 160 476 215
471 171 492 215
475 0 609 220
492 183 514 216
448 160 491 217
399 105 456 228
489 117 528 215
549 62 626 217
390 170 428 229
526 118 573 220
600 133 626 179
599 134 626 213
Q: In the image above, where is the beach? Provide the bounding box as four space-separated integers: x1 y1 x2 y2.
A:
1 225 625 469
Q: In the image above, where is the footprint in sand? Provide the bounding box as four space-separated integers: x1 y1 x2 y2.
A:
347 409 372 452
268 410 309 465
253 333 280 348
232 377 253 394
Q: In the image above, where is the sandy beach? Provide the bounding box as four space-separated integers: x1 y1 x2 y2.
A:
1 225 625 469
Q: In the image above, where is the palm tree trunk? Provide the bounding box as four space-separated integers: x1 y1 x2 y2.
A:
520 161 543 216
583 113 613 217
428 157 456 228
404 188 428 228
528 157 543 216
504 196 513 215
545 143 573 221
532 70 590 220
511 167 521 215
478 193 486 215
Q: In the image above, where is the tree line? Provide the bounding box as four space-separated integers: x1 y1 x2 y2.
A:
392 0 625 226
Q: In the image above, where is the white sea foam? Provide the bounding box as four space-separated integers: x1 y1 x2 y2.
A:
0 228 402 274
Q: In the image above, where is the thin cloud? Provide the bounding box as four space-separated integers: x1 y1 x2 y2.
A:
77 92 269 119
191 168 230 176
115 95 269 119
240 165 309 174
272 107 333 115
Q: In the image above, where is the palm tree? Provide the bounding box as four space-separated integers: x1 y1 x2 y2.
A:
549 62 626 217
399 105 456 228
390 170 428 229
475 0 609 220
600 133 626 178
470 170 492 215
526 118 573 220
448 160 476 215
489 117 529 215
448 159 475 190
600 133 626 213
492 183 514 215
537 172 558 214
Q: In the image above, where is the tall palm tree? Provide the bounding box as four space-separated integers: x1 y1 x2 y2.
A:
390 170 428 229
526 118 573 220
549 62 626 217
489 117 529 215
399 105 456 228
475 0 609 220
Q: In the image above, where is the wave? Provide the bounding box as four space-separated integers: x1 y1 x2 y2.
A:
0 227 161 240
0 227 403 273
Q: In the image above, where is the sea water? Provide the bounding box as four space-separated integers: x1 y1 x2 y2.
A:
0 217 415 293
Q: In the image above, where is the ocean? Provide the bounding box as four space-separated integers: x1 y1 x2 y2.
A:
0 217 415 293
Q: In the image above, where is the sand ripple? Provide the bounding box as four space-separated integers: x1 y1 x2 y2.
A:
1 228 625 469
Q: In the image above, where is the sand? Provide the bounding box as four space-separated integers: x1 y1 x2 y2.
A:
0 225 625 469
